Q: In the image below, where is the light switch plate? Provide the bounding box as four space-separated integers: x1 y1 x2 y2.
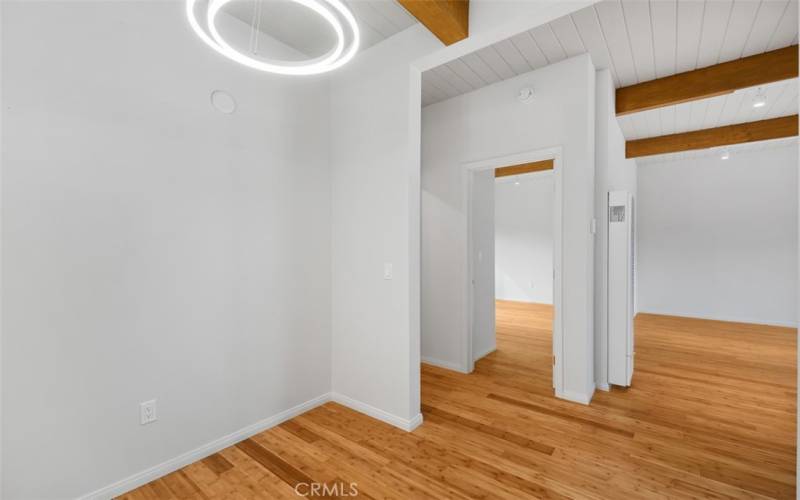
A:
383 263 393 280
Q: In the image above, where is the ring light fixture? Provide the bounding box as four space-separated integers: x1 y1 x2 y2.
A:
186 0 360 75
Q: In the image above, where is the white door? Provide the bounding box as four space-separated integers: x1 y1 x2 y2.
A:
469 169 496 371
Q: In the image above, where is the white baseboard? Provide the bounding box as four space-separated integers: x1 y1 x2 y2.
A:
556 386 594 405
79 392 332 500
595 382 610 392
421 355 466 373
473 345 496 362
331 392 423 432
637 310 798 329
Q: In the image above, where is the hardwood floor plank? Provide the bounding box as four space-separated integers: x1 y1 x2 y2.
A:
123 302 796 499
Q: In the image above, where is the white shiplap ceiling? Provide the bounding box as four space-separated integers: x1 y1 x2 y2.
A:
618 78 799 139
227 0 417 57
421 0 800 119
634 136 798 165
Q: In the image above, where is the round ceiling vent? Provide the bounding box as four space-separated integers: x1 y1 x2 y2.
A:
210 90 237 114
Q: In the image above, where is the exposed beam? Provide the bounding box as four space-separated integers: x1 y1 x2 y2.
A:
625 115 798 158
616 45 799 116
397 0 468 46
495 159 553 177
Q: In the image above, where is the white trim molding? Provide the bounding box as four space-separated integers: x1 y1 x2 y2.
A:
79 393 332 500
421 356 466 373
331 392 423 432
556 386 595 405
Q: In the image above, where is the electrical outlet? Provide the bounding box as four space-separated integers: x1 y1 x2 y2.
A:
140 399 157 425
384 263 393 280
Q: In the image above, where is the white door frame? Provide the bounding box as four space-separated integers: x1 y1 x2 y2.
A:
462 146 564 394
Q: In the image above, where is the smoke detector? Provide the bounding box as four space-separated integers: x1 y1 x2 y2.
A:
517 87 535 104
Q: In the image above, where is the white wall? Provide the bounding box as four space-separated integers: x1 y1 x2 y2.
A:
593 69 637 390
328 25 439 428
2 2 331 498
495 173 554 304
637 144 798 327
421 54 596 402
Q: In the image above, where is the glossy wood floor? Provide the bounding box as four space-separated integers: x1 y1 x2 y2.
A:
122 301 796 499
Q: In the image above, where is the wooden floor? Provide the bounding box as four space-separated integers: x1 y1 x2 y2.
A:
123 301 797 499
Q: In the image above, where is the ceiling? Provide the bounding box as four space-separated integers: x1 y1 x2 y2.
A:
225 0 417 57
618 78 799 139
635 136 798 165
421 0 800 111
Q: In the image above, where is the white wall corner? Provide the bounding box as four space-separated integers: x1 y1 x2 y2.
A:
331 393 423 432
556 385 595 405
78 393 333 500
421 356 468 373
473 345 496 362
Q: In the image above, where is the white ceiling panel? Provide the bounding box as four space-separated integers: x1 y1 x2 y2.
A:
420 0 797 151
651 0 678 78
228 0 417 55
743 0 791 56
594 0 638 86
695 0 733 68
530 25 568 65
635 136 798 164
718 0 763 61
617 78 799 139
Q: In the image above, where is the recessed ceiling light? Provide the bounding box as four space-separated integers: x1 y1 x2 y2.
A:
186 0 360 75
752 88 767 108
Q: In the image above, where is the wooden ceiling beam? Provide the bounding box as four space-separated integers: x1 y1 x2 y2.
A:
625 115 798 158
616 45 799 116
397 0 468 46
495 159 554 177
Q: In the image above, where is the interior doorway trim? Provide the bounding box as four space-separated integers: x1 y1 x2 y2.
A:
462 146 564 394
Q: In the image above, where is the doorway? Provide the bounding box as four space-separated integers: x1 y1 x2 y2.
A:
464 148 564 395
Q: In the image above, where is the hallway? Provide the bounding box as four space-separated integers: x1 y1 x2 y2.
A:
124 301 796 499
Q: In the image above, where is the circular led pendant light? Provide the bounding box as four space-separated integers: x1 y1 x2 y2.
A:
186 0 360 75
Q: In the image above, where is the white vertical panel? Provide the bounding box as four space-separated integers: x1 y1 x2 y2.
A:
617 115 638 138
675 0 705 73
674 101 693 132
368 0 416 30
718 0 762 62
621 0 656 82
510 32 550 70
595 1 639 85
493 38 533 75
549 15 587 57
695 0 732 68
461 52 501 85
347 0 397 37
643 108 663 137
446 59 486 89
701 94 727 128
742 0 790 56
716 91 746 125
660 105 677 135
687 99 710 130
633 112 649 138
651 0 678 78
423 69 461 99
530 25 568 64
570 8 621 85
432 65 472 94
476 46 516 80
766 0 799 49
